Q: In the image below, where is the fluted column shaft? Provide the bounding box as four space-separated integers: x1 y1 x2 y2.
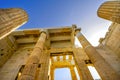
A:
75 30 120 80
73 51 93 80
0 8 28 39
50 67 55 80
19 32 47 80
69 66 77 80
97 1 120 24
38 51 50 80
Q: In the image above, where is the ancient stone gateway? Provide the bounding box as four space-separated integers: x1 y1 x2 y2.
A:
0 1 120 80
0 24 120 80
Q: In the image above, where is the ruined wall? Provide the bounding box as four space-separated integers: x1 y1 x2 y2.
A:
97 23 120 75
99 23 120 58
95 46 120 75
0 45 34 80
0 35 17 67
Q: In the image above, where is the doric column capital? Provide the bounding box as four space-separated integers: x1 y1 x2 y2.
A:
40 29 49 39
75 28 81 36
72 24 77 28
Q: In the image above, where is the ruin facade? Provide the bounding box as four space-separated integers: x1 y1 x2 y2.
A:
0 1 120 80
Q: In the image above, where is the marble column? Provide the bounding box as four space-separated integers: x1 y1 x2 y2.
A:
38 51 50 80
75 28 120 80
73 51 93 80
50 67 55 80
97 1 120 24
18 30 47 80
69 66 77 80
0 8 28 39
63 55 66 61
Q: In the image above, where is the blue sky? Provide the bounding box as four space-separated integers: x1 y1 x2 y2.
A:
0 0 111 79
55 68 72 80
0 0 111 46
